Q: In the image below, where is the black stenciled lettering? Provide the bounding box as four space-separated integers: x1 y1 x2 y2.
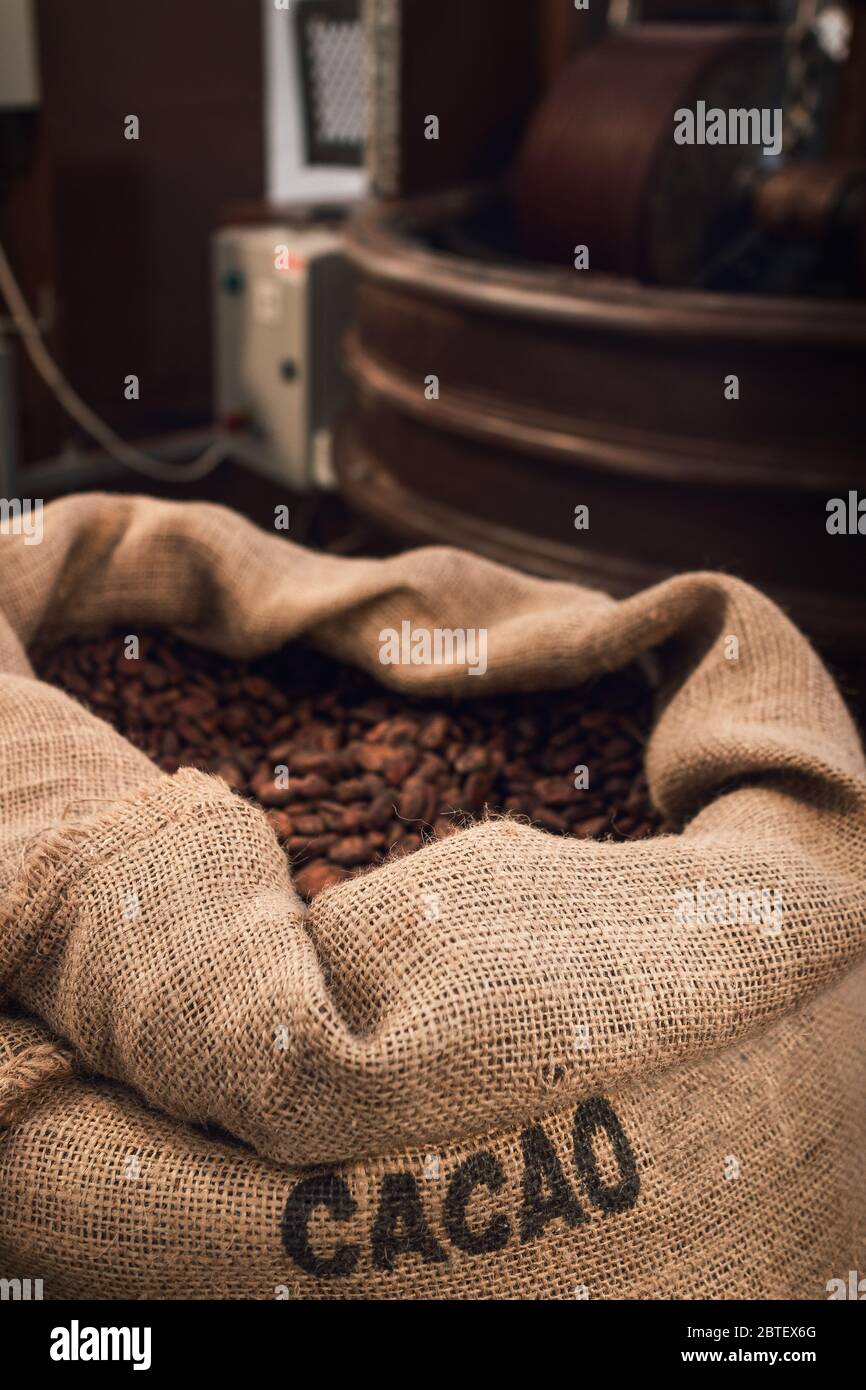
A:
519 1123 587 1243
442 1151 511 1255
573 1097 641 1212
371 1172 448 1272
281 1174 360 1279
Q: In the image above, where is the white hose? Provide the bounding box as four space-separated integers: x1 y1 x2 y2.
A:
0 238 229 482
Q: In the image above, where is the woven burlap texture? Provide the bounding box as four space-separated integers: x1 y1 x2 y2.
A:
0 493 864 1175
1 966 864 1300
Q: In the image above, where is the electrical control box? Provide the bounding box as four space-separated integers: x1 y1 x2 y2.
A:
213 224 356 491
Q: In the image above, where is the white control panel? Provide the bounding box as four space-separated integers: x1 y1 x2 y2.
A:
213 224 355 491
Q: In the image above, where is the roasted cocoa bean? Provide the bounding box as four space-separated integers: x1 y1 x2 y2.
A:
339 805 369 834
533 776 574 807
396 780 431 822
432 816 458 839
579 709 611 731
357 743 394 775
454 746 488 775
602 737 633 760
214 761 244 791
606 757 637 775
177 718 204 745
419 714 450 749
416 752 447 780
533 806 570 834
160 730 180 757
293 813 325 836
359 773 386 797
223 706 249 736
306 834 338 856
542 743 584 775
573 815 610 837
383 751 416 786
176 690 217 718
294 860 350 897
286 774 331 801
604 777 631 795
335 778 368 804
266 811 292 840
142 661 169 690
288 750 340 778
328 836 372 867
241 674 274 702
367 792 397 829
463 772 494 809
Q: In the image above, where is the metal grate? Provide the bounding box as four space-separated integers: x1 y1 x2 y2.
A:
295 0 363 166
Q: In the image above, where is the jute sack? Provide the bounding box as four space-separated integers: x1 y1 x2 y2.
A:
1 971 864 1300
0 492 864 1299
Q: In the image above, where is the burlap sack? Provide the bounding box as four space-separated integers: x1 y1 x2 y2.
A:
0 492 864 1299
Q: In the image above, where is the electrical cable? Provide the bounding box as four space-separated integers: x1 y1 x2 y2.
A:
0 238 230 482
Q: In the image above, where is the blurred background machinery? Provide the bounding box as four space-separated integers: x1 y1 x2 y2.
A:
213 0 362 493
0 0 863 698
342 0 866 689
0 0 364 499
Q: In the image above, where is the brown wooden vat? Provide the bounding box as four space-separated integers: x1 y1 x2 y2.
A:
336 186 866 662
511 24 781 284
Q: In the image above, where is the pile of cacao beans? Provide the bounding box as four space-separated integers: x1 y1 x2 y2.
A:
34 634 668 899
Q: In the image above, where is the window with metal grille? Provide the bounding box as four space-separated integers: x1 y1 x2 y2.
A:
295 0 363 166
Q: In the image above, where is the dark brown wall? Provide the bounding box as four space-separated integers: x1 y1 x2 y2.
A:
2 0 264 464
